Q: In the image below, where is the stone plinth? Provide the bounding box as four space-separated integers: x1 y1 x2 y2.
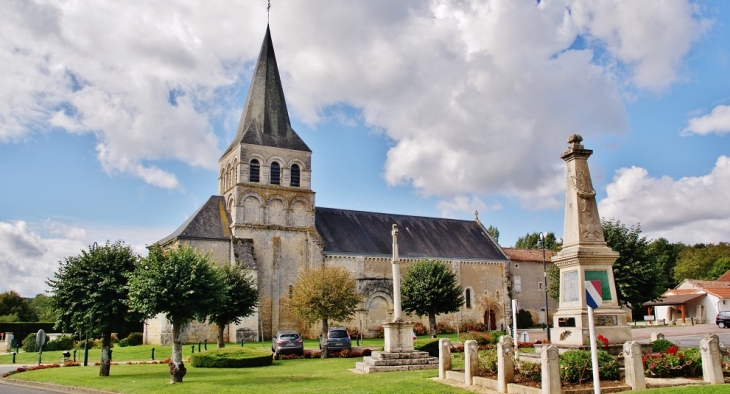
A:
355 350 438 373
383 321 414 353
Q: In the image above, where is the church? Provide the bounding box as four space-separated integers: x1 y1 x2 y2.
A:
143 26 510 345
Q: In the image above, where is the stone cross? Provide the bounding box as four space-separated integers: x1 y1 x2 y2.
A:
391 224 402 322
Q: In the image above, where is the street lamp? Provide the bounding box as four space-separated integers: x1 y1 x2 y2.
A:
540 233 551 341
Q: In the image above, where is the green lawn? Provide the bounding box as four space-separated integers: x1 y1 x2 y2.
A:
5 356 465 394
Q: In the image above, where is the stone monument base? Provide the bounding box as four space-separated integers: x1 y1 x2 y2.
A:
383 321 414 352
355 321 437 373
550 309 632 349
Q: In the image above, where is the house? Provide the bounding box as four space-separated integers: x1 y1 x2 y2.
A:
644 272 730 325
503 248 558 326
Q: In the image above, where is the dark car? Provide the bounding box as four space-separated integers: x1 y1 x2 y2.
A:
716 311 730 328
272 330 304 356
320 327 351 352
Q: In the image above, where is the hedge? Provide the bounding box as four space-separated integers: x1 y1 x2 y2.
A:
414 338 440 357
190 348 273 368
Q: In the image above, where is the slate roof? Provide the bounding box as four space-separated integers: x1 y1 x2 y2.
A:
157 196 232 245
223 25 310 156
503 248 556 262
314 207 507 261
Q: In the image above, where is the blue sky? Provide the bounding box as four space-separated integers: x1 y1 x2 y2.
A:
1 1 729 296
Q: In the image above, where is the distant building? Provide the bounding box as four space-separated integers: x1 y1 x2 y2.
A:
143 26 510 345
644 272 730 325
503 248 558 326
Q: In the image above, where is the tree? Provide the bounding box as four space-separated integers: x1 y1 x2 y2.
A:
515 232 560 251
547 265 560 301
208 263 258 348
401 258 464 337
127 244 225 383
708 257 730 281
289 265 360 358
47 241 142 377
29 294 56 322
647 238 685 290
602 219 663 317
0 291 38 322
674 243 730 282
486 225 500 243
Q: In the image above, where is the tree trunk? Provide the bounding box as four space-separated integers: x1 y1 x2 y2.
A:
169 321 187 384
429 313 437 338
320 317 329 358
99 331 111 376
217 324 225 348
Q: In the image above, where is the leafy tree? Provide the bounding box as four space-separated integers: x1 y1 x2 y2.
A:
208 263 258 348
486 225 500 243
547 265 560 301
289 265 360 358
47 241 142 376
647 238 685 290
401 258 464 337
602 219 663 316
0 291 38 322
29 294 56 322
127 244 225 383
674 243 730 282
708 257 730 281
515 232 560 251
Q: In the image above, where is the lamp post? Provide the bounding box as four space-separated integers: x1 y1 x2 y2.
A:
540 233 551 341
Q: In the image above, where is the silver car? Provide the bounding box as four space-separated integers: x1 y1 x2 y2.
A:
272 330 304 356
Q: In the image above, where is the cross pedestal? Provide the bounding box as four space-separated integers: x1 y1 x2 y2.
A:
383 321 414 352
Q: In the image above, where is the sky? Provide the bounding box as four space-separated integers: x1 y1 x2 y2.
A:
1 0 729 297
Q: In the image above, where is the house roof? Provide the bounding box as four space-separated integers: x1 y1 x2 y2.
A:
223 25 310 156
717 270 730 282
643 293 706 306
503 248 556 262
314 207 507 261
703 288 730 299
157 196 232 245
685 279 730 289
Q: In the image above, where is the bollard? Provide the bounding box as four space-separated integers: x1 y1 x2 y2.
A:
241 338 244 347
191 345 195 354
73 349 77 362
12 352 16 364
151 347 155 360
198 341 201 353
633 320 637 327
663 319 666 327
204 339 207 350
15 344 19 354
83 335 89 367
691 317 695 326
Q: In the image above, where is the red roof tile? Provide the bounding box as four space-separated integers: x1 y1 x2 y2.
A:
503 248 557 262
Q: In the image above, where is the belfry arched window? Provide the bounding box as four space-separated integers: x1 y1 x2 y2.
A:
271 162 281 185
465 288 472 309
249 159 260 183
291 164 300 187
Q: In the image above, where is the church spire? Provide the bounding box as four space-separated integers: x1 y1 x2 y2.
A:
223 25 311 157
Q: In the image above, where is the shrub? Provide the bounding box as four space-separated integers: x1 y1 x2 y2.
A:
516 309 533 329
190 348 273 368
45 335 74 351
362 349 372 357
347 327 360 339
462 332 491 346
414 338 440 357
118 332 143 347
489 331 506 344
559 349 619 383
643 347 702 377
22 333 49 352
413 322 427 336
651 339 675 353
435 321 455 334
477 348 498 374
516 360 541 382
460 319 487 332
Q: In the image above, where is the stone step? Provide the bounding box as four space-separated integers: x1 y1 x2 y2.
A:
370 350 432 360
362 356 438 366
355 361 439 373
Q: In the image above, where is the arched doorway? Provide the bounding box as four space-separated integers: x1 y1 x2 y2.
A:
483 309 497 330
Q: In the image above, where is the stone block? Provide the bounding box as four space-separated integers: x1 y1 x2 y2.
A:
623 341 646 390
541 344 561 394
464 339 478 386
497 335 514 393
439 338 451 379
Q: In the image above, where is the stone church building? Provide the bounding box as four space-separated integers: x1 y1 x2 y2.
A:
143 26 510 345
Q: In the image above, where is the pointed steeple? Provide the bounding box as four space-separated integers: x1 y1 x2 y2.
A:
224 25 310 156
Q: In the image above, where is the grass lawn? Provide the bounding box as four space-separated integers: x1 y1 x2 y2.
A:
5 356 466 394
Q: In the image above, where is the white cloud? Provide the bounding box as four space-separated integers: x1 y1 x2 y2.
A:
598 156 730 244
0 219 172 296
437 195 500 218
683 105 730 136
0 0 708 201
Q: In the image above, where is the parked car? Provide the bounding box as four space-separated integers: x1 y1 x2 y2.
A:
716 311 730 328
320 327 351 352
272 330 304 356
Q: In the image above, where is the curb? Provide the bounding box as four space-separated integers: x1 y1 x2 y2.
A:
1 377 115 394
